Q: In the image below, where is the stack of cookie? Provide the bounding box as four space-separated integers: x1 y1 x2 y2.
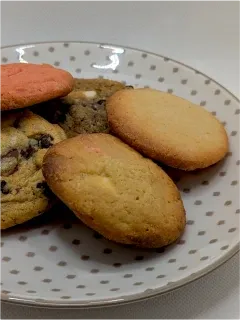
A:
1 63 228 250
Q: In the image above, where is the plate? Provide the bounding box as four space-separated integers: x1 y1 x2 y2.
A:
1 41 239 308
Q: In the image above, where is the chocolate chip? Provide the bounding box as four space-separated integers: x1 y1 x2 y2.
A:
2 149 19 160
39 134 53 148
36 181 52 198
1 181 9 195
20 146 35 159
1 149 19 176
97 100 106 105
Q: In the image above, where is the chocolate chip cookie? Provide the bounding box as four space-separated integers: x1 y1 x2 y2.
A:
35 78 129 138
1 110 66 229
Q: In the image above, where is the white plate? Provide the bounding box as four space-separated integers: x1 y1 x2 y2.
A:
1 42 239 308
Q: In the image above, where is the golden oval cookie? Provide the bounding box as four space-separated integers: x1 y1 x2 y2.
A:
1 110 66 229
43 133 186 248
106 89 228 171
1 63 74 111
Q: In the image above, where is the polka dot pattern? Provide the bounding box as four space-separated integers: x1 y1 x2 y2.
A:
1 41 239 307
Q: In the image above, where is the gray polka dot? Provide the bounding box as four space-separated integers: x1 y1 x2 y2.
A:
200 256 209 261
100 280 109 284
206 211 214 216
178 266 187 270
209 239 218 244
134 282 143 286
10 270 19 275
135 74 142 79
76 285 85 289
66 275 76 279
237 160 240 165
231 131 237 136
142 53 147 58
135 255 144 261
228 228 237 233
167 89 173 94
178 239 185 245
42 279 52 283
200 101 206 106
54 61 60 67
224 200 232 206
27 290 36 293
231 180 238 186
70 56 76 61
124 274 133 278
33 51 39 56
183 188 190 193
0 242 4 247
72 239 80 245
91 269 99 274
158 77 165 82
224 100 231 105
202 180 209 185
211 111 217 116
188 250 197 254
186 220 194 225
41 229 49 235
181 79 188 85
113 263 122 268
63 43 69 47
2 57 8 63
221 245 229 250
194 200 202 205
48 47 54 52
103 248 112 254
34 266 43 271
222 121 227 126
198 231 206 236
61 296 71 299
86 293 95 296
150 65 156 70
110 288 119 291
26 252 35 257
76 68 81 73
52 288 61 292
128 61 134 67
236 209 240 214
84 50 90 56
19 236 27 242
157 274 165 278
191 90 197 96
205 79 211 85
146 267 154 271
168 259 176 263
217 220 225 225
2 256 11 262
214 89 220 95
173 67 179 73
81 255 90 261
58 261 67 267
235 109 240 115
113 69 119 74
213 191 220 196
49 246 58 252
219 171 226 177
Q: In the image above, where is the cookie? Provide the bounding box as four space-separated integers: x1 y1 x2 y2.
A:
43 133 186 248
35 78 128 137
106 88 228 171
1 110 66 229
1 63 74 111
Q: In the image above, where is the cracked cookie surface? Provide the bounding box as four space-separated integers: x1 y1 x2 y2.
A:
1 110 66 229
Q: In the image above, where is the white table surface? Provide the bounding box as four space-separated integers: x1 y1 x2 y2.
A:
1 2 239 319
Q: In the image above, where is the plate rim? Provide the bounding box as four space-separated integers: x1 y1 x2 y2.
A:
1 40 239 309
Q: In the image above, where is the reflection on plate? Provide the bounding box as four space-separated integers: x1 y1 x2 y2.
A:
1 41 239 308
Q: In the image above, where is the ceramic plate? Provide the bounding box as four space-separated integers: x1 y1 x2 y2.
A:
1 42 239 308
